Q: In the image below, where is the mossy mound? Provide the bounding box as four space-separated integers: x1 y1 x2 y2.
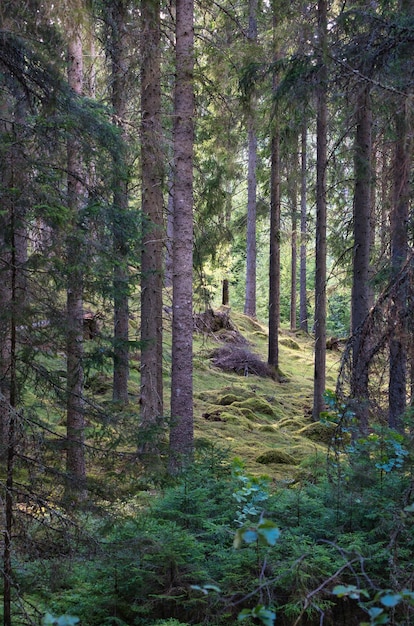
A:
232 396 275 417
297 421 337 444
280 337 301 350
256 449 298 465
234 314 267 334
220 412 254 429
276 417 308 431
197 385 254 405
258 424 278 433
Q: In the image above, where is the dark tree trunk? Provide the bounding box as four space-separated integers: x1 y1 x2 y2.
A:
351 86 372 433
0 87 27 626
312 0 328 421
169 0 195 471
299 122 309 333
140 0 164 444
108 0 130 405
388 0 414 430
268 6 280 369
289 147 298 332
66 33 86 498
244 0 258 319
222 279 229 306
389 109 410 430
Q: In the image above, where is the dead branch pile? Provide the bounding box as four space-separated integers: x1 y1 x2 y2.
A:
210 345 277 379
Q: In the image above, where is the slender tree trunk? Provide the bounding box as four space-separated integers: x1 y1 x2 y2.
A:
351 86 372 433
108 0 130 405
140 0 164 445
299 121 309 332
312 0 328 421
1 88 26 626
66 32 86 498
389 109 410 430
165 176 174 289
268 5 280 369
388 0 414 430
289 146 298 332
0 97 13 455
169 0 194 471
244 0 258 318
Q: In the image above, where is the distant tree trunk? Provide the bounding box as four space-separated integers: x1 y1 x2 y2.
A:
0 96 13 454
351 85 372 433
268 5 280 370
289 146 298 332
299 121 309 333
140 0 164 445
165 175 174 289
222 279 229 306
389 108 410 430
107 0 130 405
244 0 258 319
169 0 194 471
66 32 86 498
312 0 328 421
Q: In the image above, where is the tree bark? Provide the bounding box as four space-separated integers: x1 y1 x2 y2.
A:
389 108 410 430
299 121 309 333
169 0 195 471
140 0 164 444
289 145 298 332
108 0 130 405
388 0 414 430
268 4 280 369
244 0 258 319
351 85 372 433
312 0 328 421
66 32 86 498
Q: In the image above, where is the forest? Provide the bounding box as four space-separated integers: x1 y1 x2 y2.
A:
1 0 414 624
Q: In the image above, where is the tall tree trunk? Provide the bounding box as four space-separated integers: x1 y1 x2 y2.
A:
169 0 194 471
388 0 414 430
244 0 258 318
0 87 27 626
289 146 298 332
312 0 328 421
0 96 13 454
66 32 86 498
389 108 410 430
299 121 309 333
351 85 372 433
108 0 130 405
268 4 280 370
140 0 164 446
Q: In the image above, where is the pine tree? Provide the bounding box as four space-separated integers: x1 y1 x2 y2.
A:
169 0 195 471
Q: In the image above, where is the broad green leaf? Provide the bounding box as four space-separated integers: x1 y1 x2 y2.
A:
257 520 280 546
332 584 365 600
242 528 258 544
367 606 385 619
380 593 401 607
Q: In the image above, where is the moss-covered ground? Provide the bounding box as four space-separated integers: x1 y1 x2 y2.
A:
189 309 342 482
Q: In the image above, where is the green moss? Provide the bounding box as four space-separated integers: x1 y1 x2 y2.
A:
280 337 301 350
219 393 243 406
297 421 336 444
220 412 253 430
232 396 275 417
258 425 278 433
276 417 308 431
256 449 298 465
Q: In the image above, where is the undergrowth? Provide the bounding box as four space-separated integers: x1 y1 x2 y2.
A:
9 412 414 626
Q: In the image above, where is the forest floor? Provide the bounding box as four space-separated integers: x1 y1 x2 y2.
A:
181 308 342 482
